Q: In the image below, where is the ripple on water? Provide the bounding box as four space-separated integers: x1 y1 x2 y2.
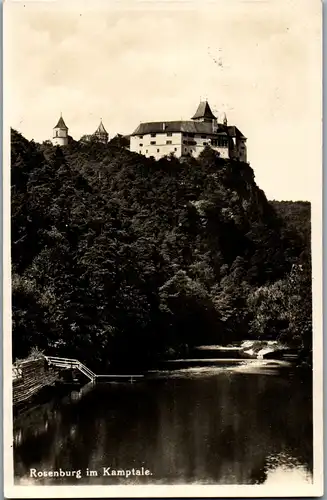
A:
150 359 291 378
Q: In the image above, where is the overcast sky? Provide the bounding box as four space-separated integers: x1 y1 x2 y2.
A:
5 0 321 201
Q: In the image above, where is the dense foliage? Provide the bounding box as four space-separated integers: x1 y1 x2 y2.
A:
11 130 312 369
270 200 311 252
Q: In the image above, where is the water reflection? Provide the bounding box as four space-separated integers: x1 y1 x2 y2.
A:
264 452 312 484
14 362 312 485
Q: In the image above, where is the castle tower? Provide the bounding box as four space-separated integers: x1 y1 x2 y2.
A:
53 114 69 146
94 119 108 143
191 101 217 123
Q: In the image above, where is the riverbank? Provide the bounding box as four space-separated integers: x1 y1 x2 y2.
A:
162 339 301 366
199 340 299 360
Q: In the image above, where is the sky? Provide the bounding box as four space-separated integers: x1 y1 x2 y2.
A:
4 0 322 201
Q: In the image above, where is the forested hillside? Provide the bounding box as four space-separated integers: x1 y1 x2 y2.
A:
11 130 312 370
270 200 311 252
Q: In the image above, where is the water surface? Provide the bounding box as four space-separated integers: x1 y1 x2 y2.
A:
14 360 312 485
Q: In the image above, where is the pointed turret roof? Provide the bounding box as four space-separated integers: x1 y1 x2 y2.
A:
191 101 217 121
54 115 68 130
95 120 108 135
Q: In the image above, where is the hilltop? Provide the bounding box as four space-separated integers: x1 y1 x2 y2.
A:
11 130 312 370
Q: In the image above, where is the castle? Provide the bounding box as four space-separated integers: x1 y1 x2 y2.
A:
51 101 247 162
130 101 247 161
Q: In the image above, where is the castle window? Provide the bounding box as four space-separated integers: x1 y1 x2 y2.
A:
174 148 177 151
139 135 143 139
150 141 156 145
151 133 156 137
139 143 143 147
166 132 172 137
55 131 58 137
166 140 172 145
203 142 207 146
183 141 187 145
146 149 148 153
139 150 142 154
157 149 160 153
188 133 195 138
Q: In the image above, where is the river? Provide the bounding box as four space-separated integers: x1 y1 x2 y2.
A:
13 359 312 486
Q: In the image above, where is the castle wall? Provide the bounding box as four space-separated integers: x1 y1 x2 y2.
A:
130 132 183 160
53 128 67 139
53 126 68 146
53 136 68 146
238 139 247 162
130 132 230 160
209 146 229 159
182 134 229 159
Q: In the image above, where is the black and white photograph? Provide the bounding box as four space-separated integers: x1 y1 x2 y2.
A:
3 0 323 497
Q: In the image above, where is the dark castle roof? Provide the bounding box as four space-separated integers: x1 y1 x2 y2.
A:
131 101 246 138
227 125 246 139
95 120 108 135
131 120 245 138
191 101 217 120
54 116 68 130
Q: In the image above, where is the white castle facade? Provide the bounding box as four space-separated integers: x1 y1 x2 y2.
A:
130 101 247 161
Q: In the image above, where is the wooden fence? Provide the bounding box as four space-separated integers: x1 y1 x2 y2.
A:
13 357 59 406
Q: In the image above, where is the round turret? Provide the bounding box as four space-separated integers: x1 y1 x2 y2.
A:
53 114 69 146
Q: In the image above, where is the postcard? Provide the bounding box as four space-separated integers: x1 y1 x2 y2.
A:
3 0 323 497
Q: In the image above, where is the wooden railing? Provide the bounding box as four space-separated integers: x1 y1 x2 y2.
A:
44 356 144 383
45 356 96 381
